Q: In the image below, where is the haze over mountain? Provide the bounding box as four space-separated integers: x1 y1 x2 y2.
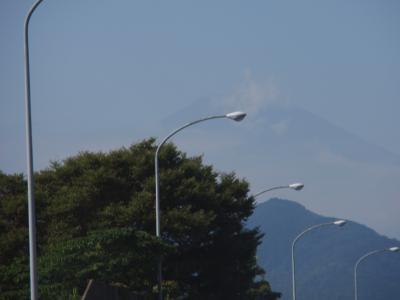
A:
1 1 399 243
248 198 400 300
160 93 400 240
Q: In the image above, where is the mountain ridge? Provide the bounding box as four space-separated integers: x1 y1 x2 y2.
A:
162 99 400 167
160 98 400 240
249 198 400 300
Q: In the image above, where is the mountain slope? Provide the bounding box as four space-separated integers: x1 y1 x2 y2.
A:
161 100 400 240
162 100 400 167
248 198 400 300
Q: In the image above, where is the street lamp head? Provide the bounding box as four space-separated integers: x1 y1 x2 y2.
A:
226 111 247 122
333 220 347 227
289 183 304 191
388 247 400 252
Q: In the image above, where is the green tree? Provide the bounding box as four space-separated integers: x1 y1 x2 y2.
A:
0 139 280 299
0 172 30 299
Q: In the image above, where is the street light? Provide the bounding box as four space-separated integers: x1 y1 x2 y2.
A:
253 182 304 198
154 111 246 299
354 246 399 300
24 1 44 299
291 220 347 300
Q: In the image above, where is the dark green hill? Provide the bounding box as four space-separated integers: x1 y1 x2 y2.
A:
248 198 400 300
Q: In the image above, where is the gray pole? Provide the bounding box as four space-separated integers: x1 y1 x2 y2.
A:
253 186 292 198
353 249 389 300
24 1 44 299
291 221 345 300
154 115 227 300
253 183 304 199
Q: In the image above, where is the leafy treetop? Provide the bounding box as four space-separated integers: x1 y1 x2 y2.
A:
0 139 280 300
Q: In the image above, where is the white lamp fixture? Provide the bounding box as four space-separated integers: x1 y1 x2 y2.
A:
289 183 305 191
291 220 347 300
226 111 247 121
333 220 347 227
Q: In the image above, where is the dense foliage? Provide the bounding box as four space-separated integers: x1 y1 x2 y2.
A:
0 139 280 299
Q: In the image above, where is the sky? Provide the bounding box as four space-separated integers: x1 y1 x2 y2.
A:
1 1 399 238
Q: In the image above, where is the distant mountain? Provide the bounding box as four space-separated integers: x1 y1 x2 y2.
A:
161 99 400 240
162 99 400 167
248 198 400 300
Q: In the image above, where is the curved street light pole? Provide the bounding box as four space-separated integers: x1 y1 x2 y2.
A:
291 220 347 300
24 1 44 299
154 111 246 300
354 246 399 300
253 183 304 199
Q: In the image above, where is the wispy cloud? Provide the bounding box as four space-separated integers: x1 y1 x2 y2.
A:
222 71 280 115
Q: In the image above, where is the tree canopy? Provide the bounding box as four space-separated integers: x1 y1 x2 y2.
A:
0 139 280 300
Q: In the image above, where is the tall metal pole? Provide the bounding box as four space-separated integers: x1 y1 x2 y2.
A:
291 221 346 300
155 115 226 237
354 250 382 300
353 248 399 300
155 115 226 300
253 184 304 299
154 113 246 300
24 1 44 299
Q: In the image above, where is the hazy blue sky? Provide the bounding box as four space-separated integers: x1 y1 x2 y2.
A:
1 1 399 238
